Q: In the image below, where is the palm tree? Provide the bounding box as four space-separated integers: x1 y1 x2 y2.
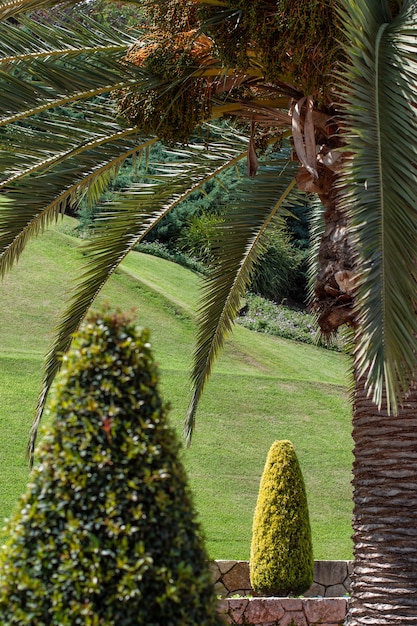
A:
1 0 417 623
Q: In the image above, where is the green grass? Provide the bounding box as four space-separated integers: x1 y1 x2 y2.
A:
0 218 353 560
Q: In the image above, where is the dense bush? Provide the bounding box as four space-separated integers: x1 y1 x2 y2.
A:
250 440 313 597
0 309 223 625
249 226 307 305
178 211 225 265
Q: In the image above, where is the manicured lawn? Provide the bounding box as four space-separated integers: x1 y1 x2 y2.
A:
0 219 353 559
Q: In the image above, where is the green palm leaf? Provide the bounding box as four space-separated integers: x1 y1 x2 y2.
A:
0 13 136 62
185 151 300 442
28 126 250 459
0 28 143 125
305 197 325 310
339 0 417 411
0 119 157 275
0 0 98 21
0 11 165 274
0 55 141 123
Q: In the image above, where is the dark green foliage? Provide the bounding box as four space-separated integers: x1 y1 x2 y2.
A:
249 226 307 305
236 294 338 349
32 0 143 31
74 143 309 303
250 440 313 597
0 309 223 626
178 211 224 265
84 0 143 31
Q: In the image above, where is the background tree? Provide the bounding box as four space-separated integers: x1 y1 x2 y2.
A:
1 1 417 624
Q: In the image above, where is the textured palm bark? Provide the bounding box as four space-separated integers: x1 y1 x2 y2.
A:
346 376 417 625
313 169 356 334
291 103 356 335
295 165 355 333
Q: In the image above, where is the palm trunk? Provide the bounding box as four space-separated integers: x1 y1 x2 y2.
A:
292 107 355 333
313 189 354 334
346 376 417 625
310 158 417 624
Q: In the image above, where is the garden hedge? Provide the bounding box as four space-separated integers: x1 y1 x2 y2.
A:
0 309 223 625
250 439 313 596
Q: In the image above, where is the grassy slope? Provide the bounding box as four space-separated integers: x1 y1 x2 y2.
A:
0 220 353 559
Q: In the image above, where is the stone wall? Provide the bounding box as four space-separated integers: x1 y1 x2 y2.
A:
211 560 352 598
218 596 348 626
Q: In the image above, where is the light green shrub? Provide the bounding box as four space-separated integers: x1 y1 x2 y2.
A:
250 440 313 596
0 309 223 625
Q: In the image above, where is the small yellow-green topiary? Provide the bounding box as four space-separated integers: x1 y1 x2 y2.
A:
250 440 313 596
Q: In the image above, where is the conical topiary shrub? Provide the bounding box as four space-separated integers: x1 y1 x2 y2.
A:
250 440 313 597
0 309 223 626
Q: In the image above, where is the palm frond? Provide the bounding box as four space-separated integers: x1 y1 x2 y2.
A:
184 151 301 443
28 125 250 461
0 111 157 275
339 0 417 411
0 0 91 21
306 197 325 310
0 105 138 187
0 13 136 62
0 12 155 131
0 10 168 276
0 52 141 125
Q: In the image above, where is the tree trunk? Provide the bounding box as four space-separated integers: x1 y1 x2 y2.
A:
313 174 355 334
346 375 417 625
292 105 356 334
296 107 417 624
310 158 417 625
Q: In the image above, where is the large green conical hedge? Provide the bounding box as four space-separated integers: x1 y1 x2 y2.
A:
0 309 223 625
250 439 313 597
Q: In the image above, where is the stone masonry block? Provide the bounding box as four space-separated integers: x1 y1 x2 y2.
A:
278 611 308 626
217 599 229 614
225 598 249 624
217 560 237 575
214 581 227 597
210 561 221 584
303 598 347 624
229 589 251 598
219 597 348 626
314 561 348 587
244 598 285 624
303 582 325 598
223 561 251 594
325 584 347 598
277 598 303 611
